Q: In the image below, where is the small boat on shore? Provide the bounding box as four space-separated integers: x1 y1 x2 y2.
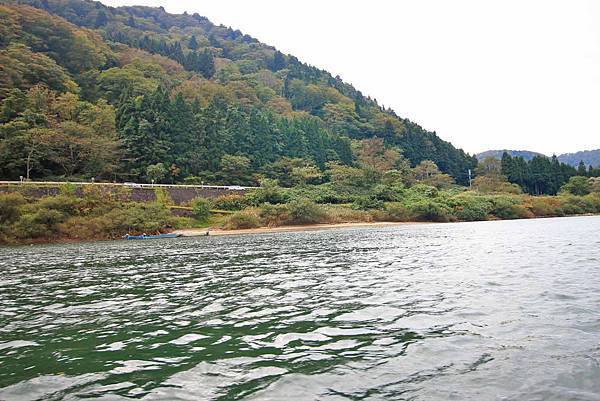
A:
123 233 181 240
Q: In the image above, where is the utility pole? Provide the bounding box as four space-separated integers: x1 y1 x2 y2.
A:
468 169 472 189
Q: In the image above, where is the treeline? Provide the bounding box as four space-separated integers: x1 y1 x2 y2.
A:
501 153 600 195
116 87 352 184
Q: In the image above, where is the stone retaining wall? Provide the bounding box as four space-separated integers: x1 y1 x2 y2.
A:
0 184 250 205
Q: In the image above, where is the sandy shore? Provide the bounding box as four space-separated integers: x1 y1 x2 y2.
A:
173 221 425 237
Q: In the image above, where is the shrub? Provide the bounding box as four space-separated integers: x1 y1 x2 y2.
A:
192 197 212 222
323 205 372 223
223 209 262 229
410 184 438 198
372 203 409 222
584 193 600 213
352 195 384 210
37 195 80 215
0 193 26 224
96 203 173 237
529 197 563 217
371 184 403 202
286 198 326 224
213 194 249 211
409 200 453 222
246 179 288 206
560 176 590 196
154 187 173 206
455 203 490 221
59 182 77 196
559 195 596 215
293 184 351 204
490 197 532 219
259 203 289 227
12 209 66 238
449 195 492 221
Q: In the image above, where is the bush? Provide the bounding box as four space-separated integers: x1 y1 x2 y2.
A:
154 187 173 206
584 193 600 213
259 203 289 227
490 197 532 219
223 209 262 229
371 203 409 222
246 179 288 205
320 206 370 223
0 193 26 224
560 176 590 196
37 195 80 215
213 194 249 211
12 208 66 239
96 203 173 237
529 197 563 217
290 184 352 204
559 195 596 215
192 197 212 222
410 184 438 198
449 195 492 221
371 184 403 202
286 198 326 224
59 182 77 196
409 200 453 222
455 203 490 221
352 195 384 210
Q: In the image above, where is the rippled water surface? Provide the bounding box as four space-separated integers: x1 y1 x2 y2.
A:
1 216 600 401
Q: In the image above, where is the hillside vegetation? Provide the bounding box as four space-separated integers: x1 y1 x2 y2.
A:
0 0 477 185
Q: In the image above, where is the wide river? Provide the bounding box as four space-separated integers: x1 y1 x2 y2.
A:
1 216 599 401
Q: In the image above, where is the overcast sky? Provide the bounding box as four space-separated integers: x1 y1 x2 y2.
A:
103 0 599 155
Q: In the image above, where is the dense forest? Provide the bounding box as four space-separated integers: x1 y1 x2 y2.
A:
0 0 477 186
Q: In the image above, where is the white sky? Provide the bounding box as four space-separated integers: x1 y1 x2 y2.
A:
103 0 600 156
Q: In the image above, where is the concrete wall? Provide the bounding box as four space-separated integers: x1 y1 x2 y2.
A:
0 183 251 205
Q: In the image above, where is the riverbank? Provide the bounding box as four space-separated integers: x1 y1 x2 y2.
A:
174 221 426 237
1 184 599 246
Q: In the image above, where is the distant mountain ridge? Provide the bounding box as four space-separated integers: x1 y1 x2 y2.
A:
557 149 600 168
477 149 600 168
476 150 545 162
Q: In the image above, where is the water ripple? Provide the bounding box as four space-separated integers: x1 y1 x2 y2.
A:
0 216 599 400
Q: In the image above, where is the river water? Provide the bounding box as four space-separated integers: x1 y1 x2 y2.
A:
1 216 599 401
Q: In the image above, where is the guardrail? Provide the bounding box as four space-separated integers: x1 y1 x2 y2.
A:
0 181 259 190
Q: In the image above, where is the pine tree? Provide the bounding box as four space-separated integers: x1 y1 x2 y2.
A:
269 50 286 71
188 35 199 50
198 49 215 79
95 10 108 28
577 160 587 176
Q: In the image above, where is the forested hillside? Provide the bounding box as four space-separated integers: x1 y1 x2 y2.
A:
0 0 477 185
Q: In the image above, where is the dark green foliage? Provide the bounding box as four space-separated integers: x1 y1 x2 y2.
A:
489 196 531 220
0 192 26 224
560 176 591 196
501 152 578 195
213 194 250 211
409 200 452 222
3 0 479 186
245 180 288 205
352 196 385 210
191 197 211 222
286 198 325 224
453 197 492 221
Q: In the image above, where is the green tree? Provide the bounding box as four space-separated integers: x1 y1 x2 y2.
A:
146 163 168 183
560 176 590 196
188 35 199 50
